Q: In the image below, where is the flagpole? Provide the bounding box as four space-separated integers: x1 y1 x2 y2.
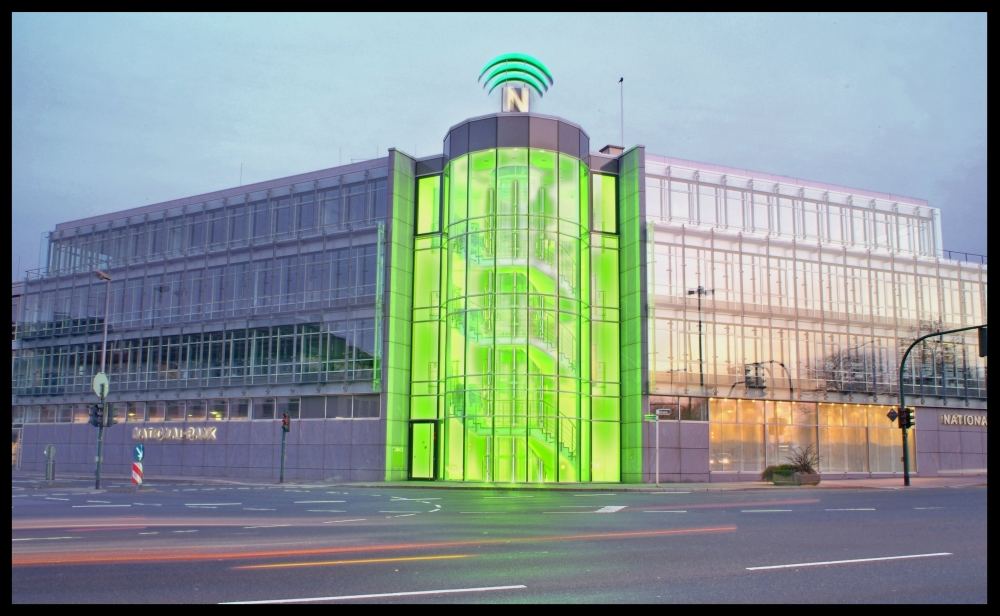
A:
619 76 624 147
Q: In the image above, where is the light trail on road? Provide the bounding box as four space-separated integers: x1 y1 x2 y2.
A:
13 525 738 567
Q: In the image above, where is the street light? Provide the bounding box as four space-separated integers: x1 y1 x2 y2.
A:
687 286 714 390
94 269 112 489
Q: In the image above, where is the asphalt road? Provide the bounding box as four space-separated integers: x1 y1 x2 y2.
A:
11 478 987 603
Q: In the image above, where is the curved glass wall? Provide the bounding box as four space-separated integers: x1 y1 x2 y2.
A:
430 147 602 482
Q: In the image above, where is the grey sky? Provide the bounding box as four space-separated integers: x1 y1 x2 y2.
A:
11 12 987 281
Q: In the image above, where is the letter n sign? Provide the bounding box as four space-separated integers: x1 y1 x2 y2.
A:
502 85 530 112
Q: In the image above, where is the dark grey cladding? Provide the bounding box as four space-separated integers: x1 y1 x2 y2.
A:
443 113 590 162
415 155 446 176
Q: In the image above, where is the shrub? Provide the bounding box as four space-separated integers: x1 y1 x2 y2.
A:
761 464 797 481
785 444 819 474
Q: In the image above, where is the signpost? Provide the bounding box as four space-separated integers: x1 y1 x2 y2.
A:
645 406 676 486
92 372 109 489
132 443 144 487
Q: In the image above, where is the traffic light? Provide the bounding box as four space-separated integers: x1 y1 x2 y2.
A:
281 413 290 433
902 406 915 430
105 405 116 427
744 364 766 389
89 404 103 428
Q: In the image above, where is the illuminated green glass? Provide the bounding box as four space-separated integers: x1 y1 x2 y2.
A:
617 148 645 483
409 146 620 483
386 151 416 481
416 176 441 235
410 422 434 479
592 173 618 234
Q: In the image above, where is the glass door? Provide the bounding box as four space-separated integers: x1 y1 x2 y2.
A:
409 421 437 480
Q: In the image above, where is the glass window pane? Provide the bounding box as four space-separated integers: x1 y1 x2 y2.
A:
416 175 441 234
592 173 617 233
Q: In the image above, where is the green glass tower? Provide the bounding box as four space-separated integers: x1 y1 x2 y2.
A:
388 113 630 483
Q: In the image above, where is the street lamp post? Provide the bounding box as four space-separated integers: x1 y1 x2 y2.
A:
687 286 714 390
94 270 112 489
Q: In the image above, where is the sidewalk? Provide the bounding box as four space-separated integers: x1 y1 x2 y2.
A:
11 470 986 492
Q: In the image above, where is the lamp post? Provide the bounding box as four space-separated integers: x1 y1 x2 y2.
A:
687 286 714 390
94 270 112 489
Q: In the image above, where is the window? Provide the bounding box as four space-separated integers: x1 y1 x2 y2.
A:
254 398 275 420
416 175 441 234
346 182 367 223
207 399 227 421
321 187 341 228
353 395 380 418
252 201 271 238
274 197 293 235
209 211 227 245
230 205 248 242
230 399 250 420
188 214 206 251
296 191 317 231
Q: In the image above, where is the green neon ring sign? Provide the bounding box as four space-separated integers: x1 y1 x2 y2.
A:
478 53 554 97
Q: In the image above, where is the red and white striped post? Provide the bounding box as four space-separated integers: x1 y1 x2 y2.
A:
132 443 144 488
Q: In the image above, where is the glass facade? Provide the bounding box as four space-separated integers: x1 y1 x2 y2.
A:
645 157 987 401
646 155 986 477
10 110 986 483
409 146 618 482
13 162 390 446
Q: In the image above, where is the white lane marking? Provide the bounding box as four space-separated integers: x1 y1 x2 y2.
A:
390 496 441 501
220 584 528 604
133 502 162 507
392 513 417 518
173 530 199 534
596 505 626 513
72 504 131 508
825 508 876 511
741 509 793 513
138 532 159 535
306 509 346 513
87 500 111 504
244 524 291 529
643 510 687 513
13 536 78 542
294 500 346 504
914 506 945 510
747 552 953 571
322 519 366 524
185 501 242 506
44 497 70 501
243 508 276 511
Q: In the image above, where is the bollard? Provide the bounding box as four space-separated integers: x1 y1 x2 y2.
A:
44 444 56 481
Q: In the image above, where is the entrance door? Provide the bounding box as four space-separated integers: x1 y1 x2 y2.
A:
409 421 437 480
